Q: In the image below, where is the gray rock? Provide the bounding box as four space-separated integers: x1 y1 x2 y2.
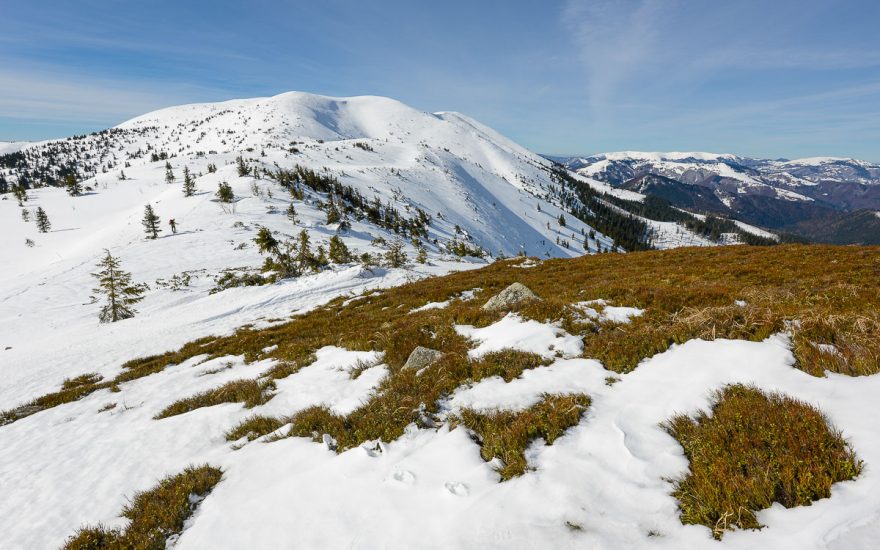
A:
403 346 444 370
481 282 541 311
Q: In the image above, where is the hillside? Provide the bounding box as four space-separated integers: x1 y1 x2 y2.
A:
558 152 880 243
1 244 878 549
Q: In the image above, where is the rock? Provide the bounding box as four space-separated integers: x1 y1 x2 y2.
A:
402 346 444 370
481 282 541 311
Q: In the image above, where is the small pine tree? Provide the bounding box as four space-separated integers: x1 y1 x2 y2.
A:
207 163 217 174
165 160 172 170
65 174 82 196
216 181 234 203
118 170 127 181
558 214 566 227
34 207 51 233
384 239 408 268
90 250 145 323
236 156 248 177
286 203 298 224
21 208 30 222
182 166 196 197
325 198 340 225
12 185 27 206
328 235 352 263
295 229 315 272
416 247 428 264
165 167 175 184
142 204 161 239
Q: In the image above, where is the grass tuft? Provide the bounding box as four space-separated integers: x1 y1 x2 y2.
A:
225 414 288 442
63 464 222 549
453 393 591 480
154 379 276 419
663 384 862 539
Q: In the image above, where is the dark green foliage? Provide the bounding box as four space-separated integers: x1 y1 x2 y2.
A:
91 249 145 323
328 235 352 263
65 174 82 196
215 181 234 203
34 206 51 233
384 239 408 267
182 166 196 196
142 204 161 239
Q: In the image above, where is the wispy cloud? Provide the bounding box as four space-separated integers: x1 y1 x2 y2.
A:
0 64 230 126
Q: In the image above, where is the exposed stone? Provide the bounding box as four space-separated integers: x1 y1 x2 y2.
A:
402 346 444 370
481 282 541 311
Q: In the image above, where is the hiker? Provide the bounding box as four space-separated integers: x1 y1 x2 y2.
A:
169 218 177 234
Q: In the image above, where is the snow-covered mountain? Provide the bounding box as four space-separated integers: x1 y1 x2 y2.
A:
556 152 880 243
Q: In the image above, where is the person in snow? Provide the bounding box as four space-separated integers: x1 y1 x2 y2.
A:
169 218 178 234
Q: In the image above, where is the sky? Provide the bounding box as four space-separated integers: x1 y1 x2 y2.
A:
1 0 879 161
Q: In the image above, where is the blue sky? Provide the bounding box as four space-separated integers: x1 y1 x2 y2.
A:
1 0 879 160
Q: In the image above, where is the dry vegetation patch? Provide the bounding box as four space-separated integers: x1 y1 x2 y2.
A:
3 245 878 433
663 384 862 539
453 393 591 480
63 464 222 549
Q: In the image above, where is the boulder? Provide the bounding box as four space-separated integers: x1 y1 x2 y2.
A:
402 346 444 370
481 282 541 311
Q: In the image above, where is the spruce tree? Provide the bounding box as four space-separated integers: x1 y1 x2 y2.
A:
558 214 566 227
384 239 408 268
216 181 234 203
328 235 352 263
21 208 30 222
325 197 340 225
34 207 51 233
236 156 248 176
286 203 298 224
416 247 428 264
295 229 315 272
165 167 175 184
142 204 161 239
91 250 145 323
254 226 299 279
65 174 82 196
182 166 196 197
12 185 27 206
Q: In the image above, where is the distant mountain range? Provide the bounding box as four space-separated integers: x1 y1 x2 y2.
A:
551 152 880 244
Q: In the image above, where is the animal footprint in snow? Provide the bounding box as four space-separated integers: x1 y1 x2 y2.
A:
444 481 469 497
392 470 416 484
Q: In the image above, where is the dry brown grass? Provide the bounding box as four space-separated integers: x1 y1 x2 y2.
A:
663 384 862 539
154 379 276 419
453 393 591 480
2 245 878 434
63 464 222 549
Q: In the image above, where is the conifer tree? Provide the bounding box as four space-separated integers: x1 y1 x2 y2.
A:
286 203 298 224
558 214 566 227
142 204 161 239
12 185 27 206
295 229 315 272
90 250 145 323
236 156 248 177
165 167 175 184
328 235 352 263
325 197 340 225
182 166 196 197
34 207 51 233
254 226 299 279
416 246 428 264
65 174 82 196
207 163 217 174
384 239 408 268
216 181 234 203
21 208 30 222
118 170 127 181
